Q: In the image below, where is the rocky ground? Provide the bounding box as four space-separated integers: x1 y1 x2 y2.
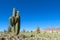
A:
0 32 60 40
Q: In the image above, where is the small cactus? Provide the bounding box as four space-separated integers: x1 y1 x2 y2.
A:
8 26 11 33
36 27 40 33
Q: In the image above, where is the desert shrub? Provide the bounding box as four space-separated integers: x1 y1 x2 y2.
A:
20 34 26 38
22 29 26 33
22 35 26 38
31 30 33 32
27 31 29 33
30 34 35 37
1 38 6 40
4 30 7 34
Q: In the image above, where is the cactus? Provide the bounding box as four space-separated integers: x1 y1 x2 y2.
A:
8 8 20 35
8 26 11 33
36 27 40 33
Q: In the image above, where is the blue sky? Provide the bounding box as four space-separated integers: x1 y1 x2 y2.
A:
0 0 60 31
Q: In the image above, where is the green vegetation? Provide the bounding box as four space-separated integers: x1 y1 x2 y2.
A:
19 30 60 40
0 28 60 40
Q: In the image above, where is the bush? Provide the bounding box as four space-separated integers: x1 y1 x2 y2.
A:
30 34 34 37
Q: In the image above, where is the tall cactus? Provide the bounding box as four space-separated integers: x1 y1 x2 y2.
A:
15 11 20 35
8 8 20 35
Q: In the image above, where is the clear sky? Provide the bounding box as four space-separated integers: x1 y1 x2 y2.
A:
0 0 60 31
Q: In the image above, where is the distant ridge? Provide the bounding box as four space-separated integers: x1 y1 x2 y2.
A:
44 27 60 32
